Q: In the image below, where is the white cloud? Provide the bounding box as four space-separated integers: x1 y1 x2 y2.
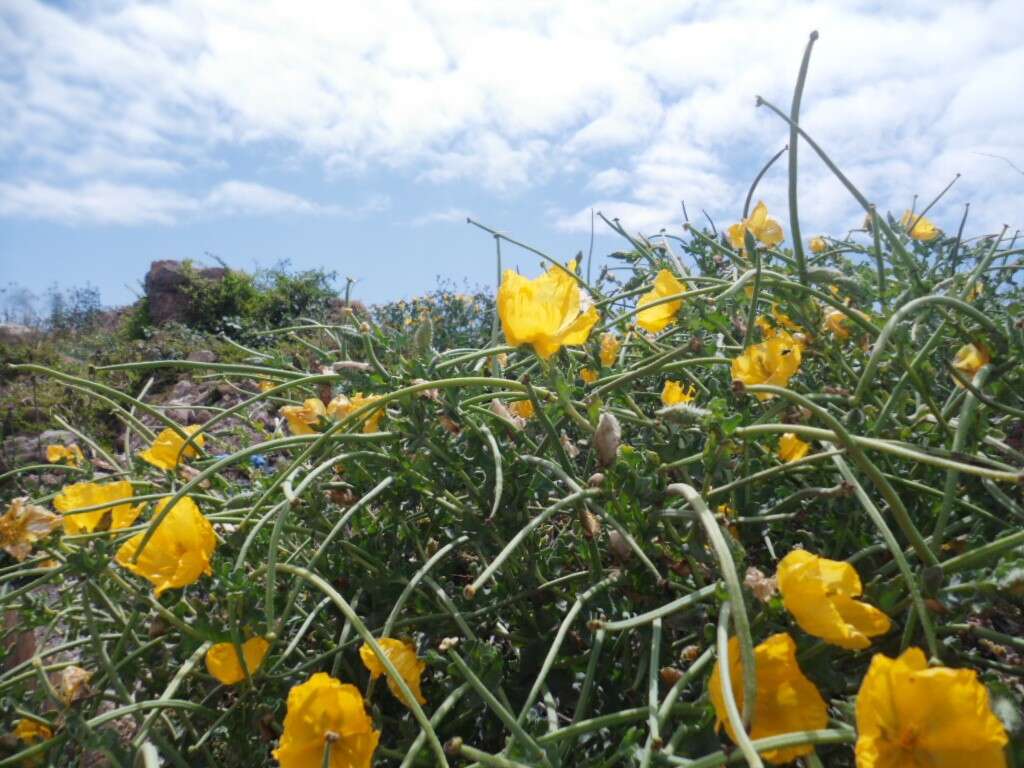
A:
410 208 472 227
0 0 1022 236
0 179 383 225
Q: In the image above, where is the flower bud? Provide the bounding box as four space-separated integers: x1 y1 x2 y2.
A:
594 412 621 467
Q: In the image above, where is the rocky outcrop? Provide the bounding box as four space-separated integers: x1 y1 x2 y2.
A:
0 323 40 346
144 260 228 325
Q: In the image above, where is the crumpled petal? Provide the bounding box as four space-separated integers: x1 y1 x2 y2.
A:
54 480 141 535
205 637 270 685
139 426 205 470
856 648 1008 768
636 269 687 333
777 550 890 650
360 637 427 707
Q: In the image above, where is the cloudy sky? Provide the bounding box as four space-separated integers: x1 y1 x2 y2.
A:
1 0 1022 309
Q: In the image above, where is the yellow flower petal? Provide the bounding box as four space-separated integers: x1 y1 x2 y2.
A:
46 444 84 466
709 633 827 764
54 480 141 535
951 343 990 386
636 269 687 333
823 309 851 340
777 434 810 463
114 497 216 596
0 497 62 561
360 637 427 707
205 637 270 685
599 332 621 368
729 201 786 250
280 398 327 436
497 262 599 359
900 211 942 242
57 665 92 705
510 399 535 419
329 394 385 433
661 380 696 407
855 648 1008 768
731 332 802 401
14 718 52 744
139 425 205 471
809 236 827 254
273 673 380 768
777 550 890 650
580 367 599 384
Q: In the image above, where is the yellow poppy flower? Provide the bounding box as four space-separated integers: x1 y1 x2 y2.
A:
139 425 205 471
636 269 687 333
497 261 599 360
731 332 802 401
46 444 84 466
0 497 62 561
580 367 599 384
776 550 890 650
952 343 990 386
205 637 270 685
661 380 696 406
599 332 621 367
14 718 52 744
809 236 827 254
328 394 385 433
53 480 141 535
823 309 851 340
510 399 535 419
855 647 1008 768
777 433 810 463
114 497 216 596
900 211 941 242
727 201 785 250
359 637 427 707
280 398 327 436
709 633 827 764
273 672 380 768
258 380 276 393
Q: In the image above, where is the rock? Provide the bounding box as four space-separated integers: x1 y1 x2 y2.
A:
1 429 78 467
187 349 217 364
144 260 229 325
0 324 39 346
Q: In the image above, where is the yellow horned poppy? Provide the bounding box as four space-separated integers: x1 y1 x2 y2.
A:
823 309 851 340
0 497 62 561
727 201 785 250
580 367 599 384
14 717 52 744
636 269 687 333
115 497 216 596
855 647 1007 768
273 673 380 768
809 236 827 254
952 342 990 386
599 332 621 367
777 550 890 650
510 399 535 419
900 211 941 242
709 633 827 764
280 398 327 436
53 480 141 535
205 637 270 685
497 261 599 359
777 434 810 463
731 332 802 400
139 425 205 470
360 637 427 707
661 380 696 406
46 444 84 466
328 394 385 433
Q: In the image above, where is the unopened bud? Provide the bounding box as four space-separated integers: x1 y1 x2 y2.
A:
594 412 621 467
588 472 605 487
607 529 632 561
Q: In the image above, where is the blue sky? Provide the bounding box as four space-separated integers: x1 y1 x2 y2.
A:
2 0 1023 310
